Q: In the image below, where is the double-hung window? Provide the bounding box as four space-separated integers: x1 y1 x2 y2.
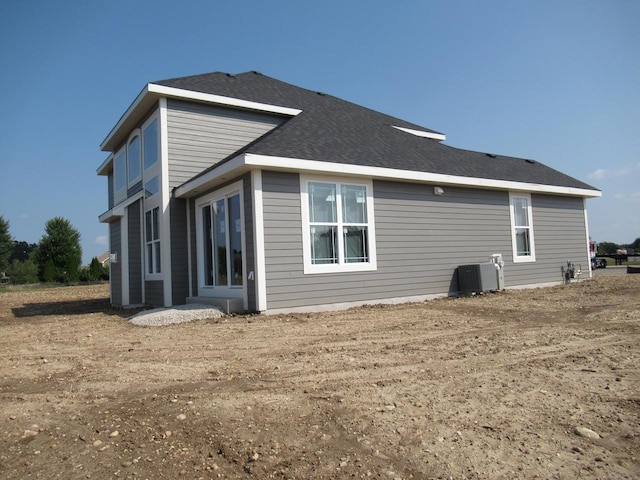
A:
145 207 161 274
509 192 536 262
302 177 376 274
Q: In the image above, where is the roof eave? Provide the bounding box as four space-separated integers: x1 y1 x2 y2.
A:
174 153 602 199
100 83 302 153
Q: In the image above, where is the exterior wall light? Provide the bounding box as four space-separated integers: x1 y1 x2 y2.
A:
434 186 444 196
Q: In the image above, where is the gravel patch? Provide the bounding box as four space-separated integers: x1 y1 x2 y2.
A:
129 304 225 327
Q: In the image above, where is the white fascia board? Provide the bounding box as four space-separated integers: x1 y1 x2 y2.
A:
147 84 302 116
243 154 602 198
97 153 114 176
98 191 144 223
175 153 601 199
101 85 152 151
174 155 247 197
392 125 446 141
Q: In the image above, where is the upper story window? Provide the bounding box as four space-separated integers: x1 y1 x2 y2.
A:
110 112 160 208
509 192 536 262
114 147 127 205
301 176 377 274
143 117 158 170
127 133 141 186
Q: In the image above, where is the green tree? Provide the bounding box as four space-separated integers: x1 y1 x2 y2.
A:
7 257 39 284
597 241 619 255
89 257 104 280
0 215 12 273
11 240 37 262
35 217 82 283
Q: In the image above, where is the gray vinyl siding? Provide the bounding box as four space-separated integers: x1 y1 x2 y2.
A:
261 172 590 311
166 99 285 189
109 220 122 306
127 200 143 305
170 197 189 305
507 194 588 285
145 280 164 306
243 174 256 311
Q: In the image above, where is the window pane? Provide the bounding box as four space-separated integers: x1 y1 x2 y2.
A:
143 118 158 170
128 136 141 183
115 152 126 191
144 176 159 198
343 226 368 263
202 205 213 286
154 242 161 273
213 199 228 286
310 225 337 264
152 207 160 240
147 244 153 274
309 183 336 223
228 194 243 286
342 185 367 224
145 211 152 243
513 197 529 226
515 228 531 256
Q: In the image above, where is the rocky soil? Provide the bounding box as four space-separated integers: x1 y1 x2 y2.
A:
0 275 638 479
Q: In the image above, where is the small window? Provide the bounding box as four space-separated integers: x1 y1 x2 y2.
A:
144 176 160 198
127 134 141 186
302 177 376 274
143 117 158 170
509 193 536 262
145 207 161 274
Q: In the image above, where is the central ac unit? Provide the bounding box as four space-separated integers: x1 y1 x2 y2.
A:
458 263 499 294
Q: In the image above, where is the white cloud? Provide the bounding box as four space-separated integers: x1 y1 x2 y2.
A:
94 235 108 245
588 162 640 181
588 168 607 180
613 192 640 202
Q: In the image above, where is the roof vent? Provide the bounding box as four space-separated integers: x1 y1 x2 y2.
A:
225 73 236 78
525 159 535 164
316 91 327 96
251 70 262 75
486 153 497 158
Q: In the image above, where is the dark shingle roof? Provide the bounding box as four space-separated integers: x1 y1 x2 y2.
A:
155 71 597 191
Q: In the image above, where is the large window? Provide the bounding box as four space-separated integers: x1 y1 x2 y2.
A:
127 133 141 186
145 207 161 274
114 148 127 205
509 193 536 262
302 177 376 274
199 187 243 290
143 117 158 170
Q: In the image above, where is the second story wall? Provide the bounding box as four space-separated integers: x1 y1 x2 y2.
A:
166 99 286 189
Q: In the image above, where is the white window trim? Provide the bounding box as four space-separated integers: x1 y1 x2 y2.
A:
509 192 536 263
300 175 377 274
144 195 163 280
127 129 142 188
194 180 247 299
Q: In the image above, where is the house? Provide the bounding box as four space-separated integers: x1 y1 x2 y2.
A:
97 251 111 268
97 71 601 313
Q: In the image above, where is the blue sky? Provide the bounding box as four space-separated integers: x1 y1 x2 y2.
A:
0 0 638 263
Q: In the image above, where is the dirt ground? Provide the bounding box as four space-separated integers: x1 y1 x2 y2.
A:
0 275 638 480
